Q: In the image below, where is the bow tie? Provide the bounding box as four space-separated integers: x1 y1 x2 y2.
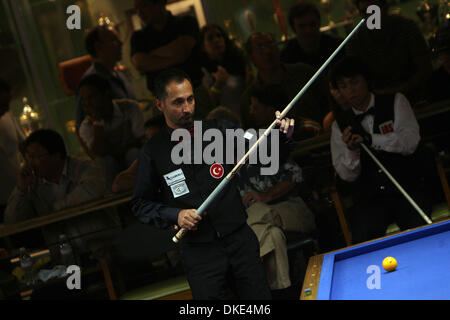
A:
354 107 375 123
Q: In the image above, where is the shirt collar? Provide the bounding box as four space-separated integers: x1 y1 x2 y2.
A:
42 159 69 185
352 93 375 115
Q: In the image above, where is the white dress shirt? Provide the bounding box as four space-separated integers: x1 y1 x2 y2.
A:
331 92 420 182
79 99 144 149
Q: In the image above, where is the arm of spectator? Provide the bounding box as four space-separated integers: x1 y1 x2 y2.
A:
371 93 420 156
129 101 146 143
79 119 108 157
131 144 182 229
53 161 107 211
3 187 38 224
242 181 297 207
331 121 362 182
131 35 196 73
112 160 138 193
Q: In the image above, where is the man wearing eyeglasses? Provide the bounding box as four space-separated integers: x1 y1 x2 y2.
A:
240 32 329 136
4 129 120 257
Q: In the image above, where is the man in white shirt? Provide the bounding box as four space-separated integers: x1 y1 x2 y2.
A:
78 74 145 189
0 79 26 221
329 57 433 244
4 129 120 256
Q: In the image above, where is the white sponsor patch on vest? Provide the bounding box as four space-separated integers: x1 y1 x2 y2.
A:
164 169 186 186
170 181 190 198
164 169 189 198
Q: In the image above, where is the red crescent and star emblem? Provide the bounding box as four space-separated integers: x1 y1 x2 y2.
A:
210 164 224 179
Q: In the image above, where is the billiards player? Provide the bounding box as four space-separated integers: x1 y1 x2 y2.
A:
329 56 434 244
131 68 295 300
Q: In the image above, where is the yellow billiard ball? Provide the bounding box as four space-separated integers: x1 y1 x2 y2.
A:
383 257 397 272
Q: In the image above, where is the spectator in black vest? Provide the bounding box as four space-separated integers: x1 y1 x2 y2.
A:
329 56 432 244
76 25 137 131
132 68 295 299
281 2 342 71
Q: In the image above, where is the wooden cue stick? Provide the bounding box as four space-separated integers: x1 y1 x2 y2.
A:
360 143 432 225
172 18 367 243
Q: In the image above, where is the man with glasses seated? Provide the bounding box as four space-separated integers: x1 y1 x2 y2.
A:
240 32 329 137
4 129 121 261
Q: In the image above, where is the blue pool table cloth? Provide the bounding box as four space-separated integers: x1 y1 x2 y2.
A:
317 219 450 300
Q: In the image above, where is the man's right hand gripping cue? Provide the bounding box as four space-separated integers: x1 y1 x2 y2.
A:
342 126 364 151
174 209 203 231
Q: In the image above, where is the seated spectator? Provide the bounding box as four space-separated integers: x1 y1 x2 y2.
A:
131 0 214 119
329 56 433 244
241 32 329 130
200 24 249 118
248 83 322 141
4 129 120 257
78 74 145 188
0 79 26 222
347 0 433 105
238 84 316 291
76 25 137 131
111 115 165 193
425 26 450 103
281 2 343 71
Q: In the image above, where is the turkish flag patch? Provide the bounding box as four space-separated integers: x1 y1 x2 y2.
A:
379 121 394 134
210 163 224 179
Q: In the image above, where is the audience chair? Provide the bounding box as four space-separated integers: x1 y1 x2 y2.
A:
57 55 93 96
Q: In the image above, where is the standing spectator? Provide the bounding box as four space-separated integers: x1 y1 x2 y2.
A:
347 0 433 105
78 74 145 188
76 25 136 131
0 79 26 222
241 32 329 131
131 0 214 119
281 2 343 71
200 24 249 118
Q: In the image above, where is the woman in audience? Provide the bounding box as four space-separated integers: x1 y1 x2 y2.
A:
199 24 249 118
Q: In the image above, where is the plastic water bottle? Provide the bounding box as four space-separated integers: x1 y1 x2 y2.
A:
59 234 75 267
19 247 34 286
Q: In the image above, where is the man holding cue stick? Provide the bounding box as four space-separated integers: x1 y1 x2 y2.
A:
132 68 294 299
132 20 366 299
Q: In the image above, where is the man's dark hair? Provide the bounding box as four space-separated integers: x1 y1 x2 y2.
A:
244 32 276 55
152 68 192 100
288 2 321 31
249 83 289 110
85 26 103 57
25 129 67 159
0 78 11 94
78 74 112 95
329 56 373 90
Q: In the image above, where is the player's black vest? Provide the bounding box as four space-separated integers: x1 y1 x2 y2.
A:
336 94 428 201
147 120 248 243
